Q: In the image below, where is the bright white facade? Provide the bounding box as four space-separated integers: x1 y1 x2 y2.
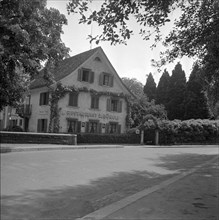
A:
28 47 133 134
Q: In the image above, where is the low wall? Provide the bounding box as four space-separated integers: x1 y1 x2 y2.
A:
0 131 77 145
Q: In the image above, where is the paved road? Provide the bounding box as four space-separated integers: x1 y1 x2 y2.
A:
1 146 218 196
1 146 218 220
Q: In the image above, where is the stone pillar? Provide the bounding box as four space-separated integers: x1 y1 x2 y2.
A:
140 130 144 145
155 129 159 145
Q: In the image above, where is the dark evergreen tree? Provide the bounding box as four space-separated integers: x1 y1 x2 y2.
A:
183 63 213 119
143 73 156 101
167 62 186 120
156 69 170 106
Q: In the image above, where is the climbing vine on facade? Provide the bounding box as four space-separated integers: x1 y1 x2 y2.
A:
48 82 132 133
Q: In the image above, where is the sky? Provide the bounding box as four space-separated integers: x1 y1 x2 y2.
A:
46 0 195 85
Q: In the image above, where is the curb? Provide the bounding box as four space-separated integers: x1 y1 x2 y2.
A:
76 156 219 220
0 146 125 153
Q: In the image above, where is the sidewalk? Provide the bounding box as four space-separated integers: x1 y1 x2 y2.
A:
0 143 125 152
78 156 219 220
1 143 218 153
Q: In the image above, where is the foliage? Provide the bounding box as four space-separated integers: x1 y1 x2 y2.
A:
121 77 166 128
166 62 186 120
48 82 132 132
141 119 219 145
0 0 70 110
143 73 156 101
67 0 219 100
121 77 144 99
183 63 213 120
156 69 170 105
130 95 167 128
77 133 139 144
3 125 24 132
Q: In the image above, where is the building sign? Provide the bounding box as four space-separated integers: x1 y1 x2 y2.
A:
62 110 119 121
39 110 49 115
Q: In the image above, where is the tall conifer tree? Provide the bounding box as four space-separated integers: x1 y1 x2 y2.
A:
156 69 170 106
143 73 156 101
167 62 186 120
183 63 213 119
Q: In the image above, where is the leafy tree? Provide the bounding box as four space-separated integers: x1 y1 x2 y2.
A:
0 0 70 110
67 0 219 99
143 73 156 101
130 95 167 128
156 69 170 106
122 77 166 127
167 62 186 120
183 63 213 119
121 77 144 99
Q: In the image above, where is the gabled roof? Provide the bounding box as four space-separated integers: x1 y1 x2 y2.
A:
30 47 100 89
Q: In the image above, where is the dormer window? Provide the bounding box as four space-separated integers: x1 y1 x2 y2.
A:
94 57 101 62
78 68 94 83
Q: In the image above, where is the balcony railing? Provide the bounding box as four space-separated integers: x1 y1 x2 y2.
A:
16 104 32 118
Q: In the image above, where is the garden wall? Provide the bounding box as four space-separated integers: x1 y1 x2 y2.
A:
0 131 77 145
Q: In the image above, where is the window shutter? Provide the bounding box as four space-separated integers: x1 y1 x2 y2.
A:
98 123 102 134
99 73 103 86
106 98 111 111
45 92 49 105
105 123 109 134
110 75 114 87
90 71 94 83
118 100 122 113
96 97 99 109
77 121 81 133
78 68 82 81
37 119 41 132
85 122 89 133
39 93 43 105
74 93 78 107
118 124 121 134
44 119 48 133
69 93 73 106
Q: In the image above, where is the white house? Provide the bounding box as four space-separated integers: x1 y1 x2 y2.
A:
28 47 134 134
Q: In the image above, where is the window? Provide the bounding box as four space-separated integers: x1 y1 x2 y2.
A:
91 96 99 109
69 92 78 107
89 121 98 133
19 119 23 126
107 98 122 112
106 122 121 134
82 69 89 82
78 68 94 83
67 119 77 133
39 92 49 105
103 74 110 86
86 120 101 133
99 73 113 87
94 56 101 62
111 99 118 112
37 119 48 133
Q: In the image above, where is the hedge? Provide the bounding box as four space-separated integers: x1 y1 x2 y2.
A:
77 133 140 144
142 119 219 145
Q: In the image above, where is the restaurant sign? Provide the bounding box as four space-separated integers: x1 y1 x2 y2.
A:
62 110 119 121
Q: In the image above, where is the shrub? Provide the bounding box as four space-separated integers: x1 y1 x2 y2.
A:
143 119 219 145
4 125 23 132
77 133 140 144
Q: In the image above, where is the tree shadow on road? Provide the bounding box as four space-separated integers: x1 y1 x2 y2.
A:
1 170 174 220
154 153 218 172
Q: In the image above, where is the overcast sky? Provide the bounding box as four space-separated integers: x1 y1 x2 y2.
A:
47 0 195 85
